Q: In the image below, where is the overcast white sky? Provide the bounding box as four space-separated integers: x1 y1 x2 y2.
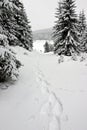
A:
21 0 87 31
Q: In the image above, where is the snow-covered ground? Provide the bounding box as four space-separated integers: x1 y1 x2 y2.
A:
0 46 87 130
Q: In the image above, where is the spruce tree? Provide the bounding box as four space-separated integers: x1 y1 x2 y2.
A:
53 0 80 56
0 0 33 50
0 34 21 82
44 41 50 53
53 1 63 47
80 28 87 52
78 10 87 51
79 10 86 35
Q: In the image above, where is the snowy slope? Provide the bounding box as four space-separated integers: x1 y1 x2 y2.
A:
0 47 87 130
35 52 87 130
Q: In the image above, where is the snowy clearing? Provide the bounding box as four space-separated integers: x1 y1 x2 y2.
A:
33 40 54 53
0 47 87 130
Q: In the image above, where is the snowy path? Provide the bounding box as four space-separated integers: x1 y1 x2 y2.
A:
0 49 64 130
0 48 87 130
35 59 63 130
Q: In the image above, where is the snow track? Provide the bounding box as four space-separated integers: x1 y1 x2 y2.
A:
35 64 63 130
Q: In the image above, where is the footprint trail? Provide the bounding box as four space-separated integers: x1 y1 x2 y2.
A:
35 66 64 130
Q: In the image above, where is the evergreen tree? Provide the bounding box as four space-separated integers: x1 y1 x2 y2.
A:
78 10 87 51
53 0 80 56
0 34 21 82
0 0 33 50
80 28 87 52
79 10 86 34
44 41 50 53
53 1 63 45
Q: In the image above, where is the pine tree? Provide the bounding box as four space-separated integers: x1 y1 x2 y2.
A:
44 41 50 53
0 34 21 82
53 1 63 46
53 0 80 56
78 10 87 51
79 10 86 35
11 0 33 50
0 0 33 50
80 28 87 52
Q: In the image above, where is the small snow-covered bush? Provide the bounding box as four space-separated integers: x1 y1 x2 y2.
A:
71 53 77 61
0 34 21 82
80 53 87 62
58 55 64 64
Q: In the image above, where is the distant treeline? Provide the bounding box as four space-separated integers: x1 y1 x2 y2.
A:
33 28 53 40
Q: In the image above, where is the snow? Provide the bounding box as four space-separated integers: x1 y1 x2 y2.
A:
0 46 87 130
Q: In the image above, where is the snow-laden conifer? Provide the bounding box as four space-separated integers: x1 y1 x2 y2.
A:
0 34 21 82
78 10 87 52
0 0 33 50
53 0 80 56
